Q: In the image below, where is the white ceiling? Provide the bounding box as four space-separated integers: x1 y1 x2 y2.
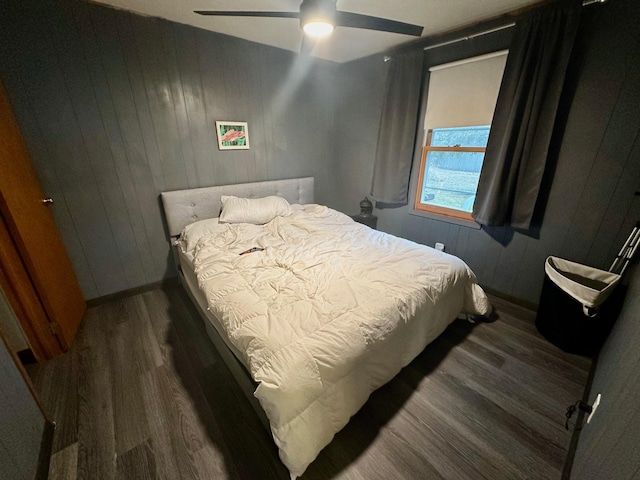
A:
91 0 541 63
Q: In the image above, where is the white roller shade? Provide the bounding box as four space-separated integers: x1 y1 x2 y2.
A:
424 50 508 131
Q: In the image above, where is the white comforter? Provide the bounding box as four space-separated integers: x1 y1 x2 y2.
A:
192 205 490 477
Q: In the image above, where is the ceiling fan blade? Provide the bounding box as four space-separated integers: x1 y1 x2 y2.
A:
335 11 423 36
194 10 300 19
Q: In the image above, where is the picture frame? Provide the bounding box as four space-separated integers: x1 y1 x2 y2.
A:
215 121 250 150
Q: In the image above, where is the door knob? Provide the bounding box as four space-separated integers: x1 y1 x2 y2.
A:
41 198 54 205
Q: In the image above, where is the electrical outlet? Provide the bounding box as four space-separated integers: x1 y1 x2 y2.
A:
587 393 601 424
435 242 445 252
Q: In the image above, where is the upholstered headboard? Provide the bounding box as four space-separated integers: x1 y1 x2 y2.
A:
160 177 315 238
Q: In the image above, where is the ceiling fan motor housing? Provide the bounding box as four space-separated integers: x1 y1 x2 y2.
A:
300 0 337 29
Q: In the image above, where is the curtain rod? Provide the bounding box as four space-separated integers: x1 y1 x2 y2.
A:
421 0 607 52
423 23 514 51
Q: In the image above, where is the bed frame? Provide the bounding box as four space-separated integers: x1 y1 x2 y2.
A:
160 177 315 430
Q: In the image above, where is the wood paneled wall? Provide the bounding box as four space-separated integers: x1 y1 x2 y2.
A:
333 0 640 305
0 335 45 480
571 263 640 478
2 0 638 305
0 0 336 299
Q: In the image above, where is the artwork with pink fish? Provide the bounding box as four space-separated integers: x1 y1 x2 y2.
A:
216 121 250 150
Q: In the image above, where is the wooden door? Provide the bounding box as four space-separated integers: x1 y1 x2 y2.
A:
0 212 63 360
0 82 85 353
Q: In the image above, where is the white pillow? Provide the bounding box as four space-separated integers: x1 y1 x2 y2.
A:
219 195 291 225
178 217 224 253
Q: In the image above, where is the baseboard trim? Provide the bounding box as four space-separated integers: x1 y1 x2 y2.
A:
35 420 55 480
481 284 538 312
85 277 180 308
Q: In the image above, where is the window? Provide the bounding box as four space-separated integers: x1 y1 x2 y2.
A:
415 126 489 221
414 50 507 222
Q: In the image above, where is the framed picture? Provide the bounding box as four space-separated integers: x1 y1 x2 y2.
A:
215 121 250 150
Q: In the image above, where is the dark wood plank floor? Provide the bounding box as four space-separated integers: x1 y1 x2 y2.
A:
30 283 590 480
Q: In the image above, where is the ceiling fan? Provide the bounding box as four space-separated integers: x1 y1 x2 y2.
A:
195 0 424 53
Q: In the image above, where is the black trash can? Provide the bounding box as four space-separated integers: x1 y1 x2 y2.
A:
535 256 624 357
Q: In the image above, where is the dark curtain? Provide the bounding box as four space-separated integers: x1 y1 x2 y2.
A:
472 0 582 229
370 50 424 205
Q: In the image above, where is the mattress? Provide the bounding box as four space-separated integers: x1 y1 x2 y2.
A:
183 204 491 477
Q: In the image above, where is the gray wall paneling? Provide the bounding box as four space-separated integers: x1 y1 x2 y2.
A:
1 0 335 299
196 27 234 186
159 22 200 189
581 40 640 269
110 7 175 280
331 0 640 305
11 3 127 295
332 55 387 215
0 337 45 480
565 17 640 480
7 0 636 305
128 13 189 192
49 1 150 290
0 3 99 298
81 3 168 283
571 264 640 479
69 1 159 287
219 35 253 185
172 26 215 187
245 45 270 182
557 4 640 266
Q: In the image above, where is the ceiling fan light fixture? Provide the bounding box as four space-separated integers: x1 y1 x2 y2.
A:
300 0 336 37
303 21 334 37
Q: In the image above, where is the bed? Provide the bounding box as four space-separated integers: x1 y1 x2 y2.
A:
160 177 491 479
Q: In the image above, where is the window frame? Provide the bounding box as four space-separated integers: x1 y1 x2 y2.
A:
413 128 487 222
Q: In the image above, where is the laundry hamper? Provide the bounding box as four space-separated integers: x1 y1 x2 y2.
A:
535 256 624 357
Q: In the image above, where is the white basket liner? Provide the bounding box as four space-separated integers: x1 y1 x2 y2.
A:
544 256 621 309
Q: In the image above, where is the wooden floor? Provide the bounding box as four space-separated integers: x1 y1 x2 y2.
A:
29 283 591 480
